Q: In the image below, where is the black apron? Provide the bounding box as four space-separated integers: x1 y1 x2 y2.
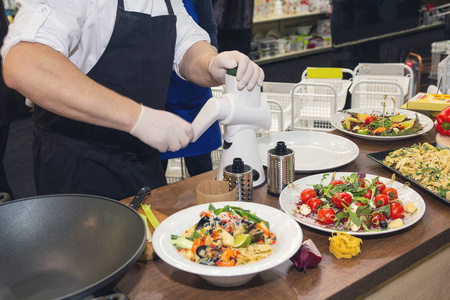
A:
32 0 176 199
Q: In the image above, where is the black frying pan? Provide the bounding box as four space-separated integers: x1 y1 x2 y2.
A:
0 192 147 300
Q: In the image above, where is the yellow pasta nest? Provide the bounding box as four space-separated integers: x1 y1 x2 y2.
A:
329 231 363 259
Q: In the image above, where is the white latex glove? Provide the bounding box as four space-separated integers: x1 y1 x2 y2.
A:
209 51 264 91
130 104 193 153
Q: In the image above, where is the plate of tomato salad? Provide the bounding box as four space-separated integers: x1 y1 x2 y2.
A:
279 172 426 236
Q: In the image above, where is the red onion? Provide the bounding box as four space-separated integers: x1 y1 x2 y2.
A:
290 239 323 272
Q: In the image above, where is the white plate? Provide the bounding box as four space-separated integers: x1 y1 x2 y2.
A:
257 131 359 173
330 107 434 141
152 201 303 287
279 172 426 236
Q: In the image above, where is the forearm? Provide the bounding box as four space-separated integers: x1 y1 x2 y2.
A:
2 42 140 132
178 41 220 87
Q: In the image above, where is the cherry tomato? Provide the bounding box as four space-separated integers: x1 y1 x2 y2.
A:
307 197 323 213
330 180 344 186
365 115 375 125
375 180 386 193
355 201 366 206
300 188 317 203
331 192 352 208
317 208 336 225
361 188 372 199
371 213 386 226
390 202 405 219
382 187 398 201
374 194 389 207
358 178 366 187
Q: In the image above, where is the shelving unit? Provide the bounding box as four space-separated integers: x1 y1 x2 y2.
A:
253 11 327 24
252 10 331 65
253 45 331 65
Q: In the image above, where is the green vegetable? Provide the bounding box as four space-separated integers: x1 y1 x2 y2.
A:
342 203 362 228
170 235 194 249
358 129 369 135
345 116 360 123
141 204 160 229
227 67 238 77
229 206 269 229
207 203 269 229
208 203 216 211
139 213 152 242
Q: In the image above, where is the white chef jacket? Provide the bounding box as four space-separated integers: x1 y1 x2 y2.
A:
0 0 210 77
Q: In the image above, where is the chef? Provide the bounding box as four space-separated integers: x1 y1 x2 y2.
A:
1 0 264 200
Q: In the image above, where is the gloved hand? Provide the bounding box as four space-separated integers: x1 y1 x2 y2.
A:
209 51 264 91
130 104 193 153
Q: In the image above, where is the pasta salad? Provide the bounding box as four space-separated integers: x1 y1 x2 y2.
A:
170 204 276 267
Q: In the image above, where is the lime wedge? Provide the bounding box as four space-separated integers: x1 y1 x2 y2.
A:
342 120 351 130
345 116 360 123
400 119 415 129
222 230 234 247
234 234 251 248
358 129 369 135
389 114 406 123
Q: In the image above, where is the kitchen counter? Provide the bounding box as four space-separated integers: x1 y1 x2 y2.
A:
117 128 450 299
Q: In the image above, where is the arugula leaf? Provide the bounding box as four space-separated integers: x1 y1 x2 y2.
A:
343 203 362 228
375 205 391 218
356 205 372 216
335 211 348 220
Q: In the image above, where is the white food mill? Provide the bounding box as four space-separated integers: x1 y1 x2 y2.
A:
191 73 272 188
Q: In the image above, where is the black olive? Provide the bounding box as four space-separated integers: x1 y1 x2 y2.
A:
314 188 324 197
380 220 388 229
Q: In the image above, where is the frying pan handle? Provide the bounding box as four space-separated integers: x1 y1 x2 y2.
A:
0 192 12 204
91 293 127 300
128 186 152 210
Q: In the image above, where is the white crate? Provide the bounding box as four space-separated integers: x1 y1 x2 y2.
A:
291 79 352 131
350 75 411 108
261 82 297 132
165 158 188 184
430 40 450 79
350 63 414 108
438 54 450 94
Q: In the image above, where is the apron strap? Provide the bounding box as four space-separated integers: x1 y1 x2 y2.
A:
164 0 175 15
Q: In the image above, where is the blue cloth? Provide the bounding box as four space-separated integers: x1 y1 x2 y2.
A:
160 0 221 160
192 0 218 48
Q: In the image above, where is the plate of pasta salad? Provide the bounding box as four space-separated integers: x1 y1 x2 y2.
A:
152 201 302 287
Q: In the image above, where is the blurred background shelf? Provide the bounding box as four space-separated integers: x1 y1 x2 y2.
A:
253 45 331 65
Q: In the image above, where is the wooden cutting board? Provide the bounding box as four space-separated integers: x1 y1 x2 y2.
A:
121 198 168 261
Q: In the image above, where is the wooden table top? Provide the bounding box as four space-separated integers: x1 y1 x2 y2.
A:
116 127 450 299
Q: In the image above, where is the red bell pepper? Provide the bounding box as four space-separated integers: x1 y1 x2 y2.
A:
436 106 450 136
